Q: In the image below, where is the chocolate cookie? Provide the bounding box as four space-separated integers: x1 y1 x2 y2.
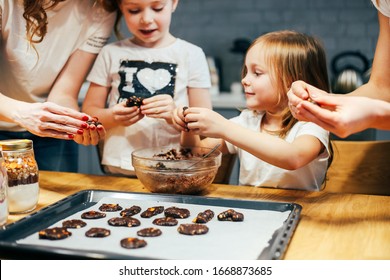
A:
126 96 144 107
192 209 214 224
86 117 102 126
217 209 244 222
120 237 147 249
137 227 162 237
99 203 123 212
164 206 190 219
62 219 87 229
81 210 106 219
152 216 178 226
108 217 141 227
39 227 72 240
120 205 142 217
177 224 209 235
140 206 164 218
85 227 111 238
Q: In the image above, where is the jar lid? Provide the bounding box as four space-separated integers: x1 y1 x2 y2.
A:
0 139 33 151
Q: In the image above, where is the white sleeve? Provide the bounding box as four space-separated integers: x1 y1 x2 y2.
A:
295 122 330 157
87 45 111 87
78 10 116 54
371 0 390 17
188 46 211 88
224 115 242 155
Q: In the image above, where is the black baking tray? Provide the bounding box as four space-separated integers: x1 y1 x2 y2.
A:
0 190 301 260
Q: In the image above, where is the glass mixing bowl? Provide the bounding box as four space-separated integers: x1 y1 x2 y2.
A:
132 146 222 194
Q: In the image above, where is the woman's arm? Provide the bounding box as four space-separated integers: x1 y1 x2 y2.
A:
349 11 390 101
0 93 89 139
47 50 97 110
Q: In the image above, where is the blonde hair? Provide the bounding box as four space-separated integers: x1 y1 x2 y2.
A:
242 30 330 138
23 0 120 45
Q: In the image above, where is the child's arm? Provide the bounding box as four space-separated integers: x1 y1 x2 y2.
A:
184 107 324 170
187 88 212 109
82 82 144 130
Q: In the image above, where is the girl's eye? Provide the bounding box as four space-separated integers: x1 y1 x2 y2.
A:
254 71 262 76
153 7 164 12
128 9 140 14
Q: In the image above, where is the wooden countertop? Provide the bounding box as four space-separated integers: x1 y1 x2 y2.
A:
7 171 390 260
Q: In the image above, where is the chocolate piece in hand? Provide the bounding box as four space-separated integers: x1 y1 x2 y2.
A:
86 116 102 126
126 96 144 107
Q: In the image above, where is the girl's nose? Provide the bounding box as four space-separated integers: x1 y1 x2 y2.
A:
140 11 153 24
241 76 250 87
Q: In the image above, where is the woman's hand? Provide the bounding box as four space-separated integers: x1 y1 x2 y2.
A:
73 117 106 146
287 80 385 138
12 101 92 140
140 94 176 124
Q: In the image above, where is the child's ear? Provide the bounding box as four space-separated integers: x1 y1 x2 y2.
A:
171 0 179 12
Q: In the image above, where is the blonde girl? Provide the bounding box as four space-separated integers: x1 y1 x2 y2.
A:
173 30 332 191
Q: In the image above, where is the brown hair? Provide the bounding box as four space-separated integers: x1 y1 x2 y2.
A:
23 0 120 45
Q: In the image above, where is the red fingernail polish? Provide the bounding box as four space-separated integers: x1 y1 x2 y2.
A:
82 116 89 121
81 123 88 129
77 129 84 134
97 126 103 131
68 134 74 139
90 126 96 130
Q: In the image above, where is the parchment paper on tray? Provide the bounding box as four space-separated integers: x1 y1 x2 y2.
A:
17 197 291 260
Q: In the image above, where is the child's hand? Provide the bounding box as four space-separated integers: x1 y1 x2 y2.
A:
111 101 144 127
140 94 176 124
183 107 227 138
172 106 189 132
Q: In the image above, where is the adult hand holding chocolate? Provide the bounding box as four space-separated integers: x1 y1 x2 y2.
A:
1 97 96 141
287 80 390 138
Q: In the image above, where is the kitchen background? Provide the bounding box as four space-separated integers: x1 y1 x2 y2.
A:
78 0 389 178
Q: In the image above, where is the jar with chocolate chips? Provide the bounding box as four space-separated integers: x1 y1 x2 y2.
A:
0 139 39 213
0 156 8 226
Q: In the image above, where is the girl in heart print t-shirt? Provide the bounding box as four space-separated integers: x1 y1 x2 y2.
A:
82 0 211 176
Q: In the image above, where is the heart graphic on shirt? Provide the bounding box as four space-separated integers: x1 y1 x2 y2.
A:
137 68 171 94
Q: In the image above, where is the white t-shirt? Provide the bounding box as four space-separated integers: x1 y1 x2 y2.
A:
87 38 211 173
371 0 390 17
0 0 116 131
225 110 330 191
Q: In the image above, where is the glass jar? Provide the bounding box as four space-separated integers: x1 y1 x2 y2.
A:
0 139 39 214
0 157 8 226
